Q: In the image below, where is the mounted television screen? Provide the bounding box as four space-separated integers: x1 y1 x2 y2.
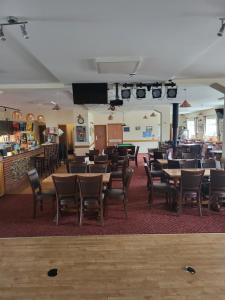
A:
72 83 108 104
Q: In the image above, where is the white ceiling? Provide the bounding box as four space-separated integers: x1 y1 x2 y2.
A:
0 0 225 113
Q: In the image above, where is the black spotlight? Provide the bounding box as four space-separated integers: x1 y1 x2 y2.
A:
136 88 146 99
121 89 131 99
167 87 177 98
152 88 162 98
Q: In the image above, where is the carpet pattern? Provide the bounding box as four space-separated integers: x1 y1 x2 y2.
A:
1 157 225 237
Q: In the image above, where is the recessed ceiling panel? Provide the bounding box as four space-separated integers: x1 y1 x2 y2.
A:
96 57 142 75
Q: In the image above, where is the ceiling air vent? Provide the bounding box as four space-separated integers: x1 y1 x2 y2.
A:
95 57 142 75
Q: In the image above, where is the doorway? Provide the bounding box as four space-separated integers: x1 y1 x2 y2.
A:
94 125 107 152
107 124 123 146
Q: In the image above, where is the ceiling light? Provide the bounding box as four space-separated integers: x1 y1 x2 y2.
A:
136 88 146 99
150 112 156 117
180 100 191 108
218 18 225 37
0 25 6 41
152 88 162 98
180 88 191 107
20 24 29 39
121 89 131 99
0 17 29 41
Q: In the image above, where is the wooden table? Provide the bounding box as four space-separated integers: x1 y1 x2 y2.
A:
42 173 111 190
163 168 213 180
157 159 199 168
1 234 225 299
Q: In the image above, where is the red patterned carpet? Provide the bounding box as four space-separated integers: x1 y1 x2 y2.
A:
1 156 225 237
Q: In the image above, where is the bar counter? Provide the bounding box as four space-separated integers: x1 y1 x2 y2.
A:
0 147 43 195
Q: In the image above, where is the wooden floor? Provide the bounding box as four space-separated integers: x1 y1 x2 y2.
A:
1 234 225 299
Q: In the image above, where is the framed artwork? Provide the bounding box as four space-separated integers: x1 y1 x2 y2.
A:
123 126 130 132
146 126 153 133
76 126 87 142
135 126 141 130
143 131 151 137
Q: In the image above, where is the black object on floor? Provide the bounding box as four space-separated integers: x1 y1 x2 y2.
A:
47 268 58 277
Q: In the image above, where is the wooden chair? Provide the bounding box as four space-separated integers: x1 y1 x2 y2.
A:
111 156 129 183
78 175 104 226
94 154 108 163
105 167 134 218
74 155 86 163
178 170 205 216
52 175 78 225
67 161 87 173
27 169 55 218
182 152 196 159
181 159 198 169
208 169 225 211
144 164 174 209
86 149 99 161
168 160 180 169
128 146 140 167
89 164 108 173
201 159 216 168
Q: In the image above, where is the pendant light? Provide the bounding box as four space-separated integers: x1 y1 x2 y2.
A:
37 114 45 122
26 113 35 121
12 110 22 120
150 112 156 117
108 114 113 121
180 89 191 108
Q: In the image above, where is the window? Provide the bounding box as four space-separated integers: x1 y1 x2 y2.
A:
205 118 217 137
187 120 195 138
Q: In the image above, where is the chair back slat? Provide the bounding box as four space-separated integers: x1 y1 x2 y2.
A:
168 160 180 169
52 175 77 198
181 170 204 191
89 164 108 173
210 169 225 192
67 161 87 173
78 175 103 199
181 159 198 169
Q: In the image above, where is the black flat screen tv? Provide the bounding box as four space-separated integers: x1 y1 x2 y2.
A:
72 83 108 104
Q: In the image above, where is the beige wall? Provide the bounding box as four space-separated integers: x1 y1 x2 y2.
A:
88 105 171 153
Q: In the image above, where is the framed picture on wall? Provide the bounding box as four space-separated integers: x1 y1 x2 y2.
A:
123 126 130 132
146 126 153 133
76 126 87 142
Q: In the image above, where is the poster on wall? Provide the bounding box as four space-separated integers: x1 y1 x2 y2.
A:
123 126 130 132
76 126 87 142
143 126 153 137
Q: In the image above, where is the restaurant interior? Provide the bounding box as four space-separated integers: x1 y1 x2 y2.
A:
1 1 225 299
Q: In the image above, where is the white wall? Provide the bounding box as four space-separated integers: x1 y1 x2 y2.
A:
179 108 220 141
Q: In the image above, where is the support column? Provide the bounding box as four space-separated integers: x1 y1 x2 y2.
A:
172 103 179 150
222 98 225 159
